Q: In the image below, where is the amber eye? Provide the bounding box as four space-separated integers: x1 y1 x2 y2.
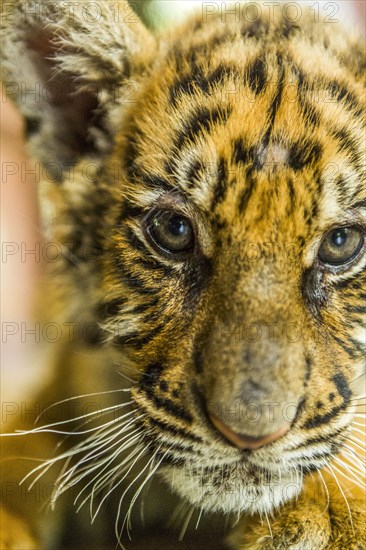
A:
146 210 194 254
318 227 364 266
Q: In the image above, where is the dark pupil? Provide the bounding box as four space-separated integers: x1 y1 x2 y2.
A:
169 216 188 237
331 228 347 247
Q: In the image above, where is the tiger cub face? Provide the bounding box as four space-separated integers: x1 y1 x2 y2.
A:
3 0 365 518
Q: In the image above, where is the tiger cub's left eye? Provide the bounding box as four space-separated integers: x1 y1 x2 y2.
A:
318 227 364 266
147 211 194 254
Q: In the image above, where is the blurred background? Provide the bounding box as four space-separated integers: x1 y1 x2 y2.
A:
1 0 365 407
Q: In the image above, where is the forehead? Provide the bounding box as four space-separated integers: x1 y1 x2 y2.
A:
120 15 365 242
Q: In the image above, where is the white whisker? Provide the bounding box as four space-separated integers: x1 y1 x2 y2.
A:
347 437 366 453
326 464 354 535
195 507 204 530
264 510 273 539
114 445 149 546
179 505 195 541
35 390 131 424
332 460 365 491
316 469 330 514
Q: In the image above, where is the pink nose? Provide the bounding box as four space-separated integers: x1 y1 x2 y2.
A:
209 414 289 450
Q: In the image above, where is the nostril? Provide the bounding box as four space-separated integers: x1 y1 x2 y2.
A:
209 414 290 450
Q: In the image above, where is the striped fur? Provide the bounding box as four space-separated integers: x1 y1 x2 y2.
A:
1 1 365 548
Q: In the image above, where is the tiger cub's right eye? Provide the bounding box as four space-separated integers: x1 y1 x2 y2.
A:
146 210 195 256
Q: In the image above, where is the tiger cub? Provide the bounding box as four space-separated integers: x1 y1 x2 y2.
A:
1 1 365 549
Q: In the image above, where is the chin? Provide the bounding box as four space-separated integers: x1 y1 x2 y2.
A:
160 461 303 515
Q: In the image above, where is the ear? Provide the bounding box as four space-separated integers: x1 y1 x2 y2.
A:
1 0 156 178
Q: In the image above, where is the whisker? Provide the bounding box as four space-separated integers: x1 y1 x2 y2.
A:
341 445 366 466
62 425 142 501
264 510 273 539
350 372 366 383
316 469 330 514
179 505 195 542
114 445 149 546
25 401 134 433
332 460 365 491
195 507 204 530
347 437 366 453
326 464 354 535
123 449 165 538
35 390 131 424
336 454 366 476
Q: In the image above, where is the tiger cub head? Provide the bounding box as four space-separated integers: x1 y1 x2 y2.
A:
2 1 365 515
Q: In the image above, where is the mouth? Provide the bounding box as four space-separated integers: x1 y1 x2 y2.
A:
133 380 354 516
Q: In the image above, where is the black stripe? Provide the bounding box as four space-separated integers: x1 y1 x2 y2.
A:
305 355 312 383
112 331 141 346
139 363 192 422
173 33 231 70
237 167 257 213
115 264 158 295
295 66 321 127
350 198 366 209
263 54 285 146
301 267 328 318
169 37 233 105
169 66 206 107
174 105 232 151
143 416 201 443
288 138 322 171
97 297 127 320
207 63 235 90
293 426 347 450
246 56 267 95
303 372 351 429
327 80 363 117
154 441 197 456
134 257 175 278
147 394 192 423
138 363 193 422
286 177 295 210
300 99 320 127
348 337 366 356
303 404 346 429
193 348 204 375
232 137 256 165
332 127 363 169
210 156 229 208
129 298 160 315
332 334 360 359
185 158 204 189
140 362 164 388
132 321 167 350
345 304 366 314
333 372 352 402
